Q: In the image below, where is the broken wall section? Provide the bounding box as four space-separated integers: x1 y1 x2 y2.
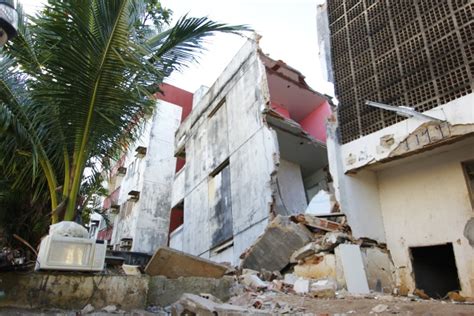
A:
260 54 332 217
326 95 474 297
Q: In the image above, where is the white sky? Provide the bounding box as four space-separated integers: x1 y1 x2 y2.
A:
20 0 332 95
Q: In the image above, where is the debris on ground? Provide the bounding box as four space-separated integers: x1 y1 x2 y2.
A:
447 291 466 302
171 293 272 315
371 303 389 313
81 303 95 314
414 288 430 300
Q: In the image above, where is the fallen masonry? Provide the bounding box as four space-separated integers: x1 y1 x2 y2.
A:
2 213 473 315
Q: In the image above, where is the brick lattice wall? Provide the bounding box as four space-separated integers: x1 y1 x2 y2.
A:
329 0 474 143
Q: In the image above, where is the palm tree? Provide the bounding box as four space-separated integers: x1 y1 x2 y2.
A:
0 0 248 224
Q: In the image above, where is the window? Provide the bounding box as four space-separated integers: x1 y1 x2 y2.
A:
208 159 233 247
175 146 186 173
462 160 474 208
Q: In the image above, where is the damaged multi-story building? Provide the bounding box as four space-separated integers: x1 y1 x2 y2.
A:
101 40 332 261
168 39 332 265
318 0 474 298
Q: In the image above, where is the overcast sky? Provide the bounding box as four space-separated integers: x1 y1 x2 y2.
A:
21 0 332 95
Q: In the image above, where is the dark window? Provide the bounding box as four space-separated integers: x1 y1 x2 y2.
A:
410 243 461 298
209 159 233 247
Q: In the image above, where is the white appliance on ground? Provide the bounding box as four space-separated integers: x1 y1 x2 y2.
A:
35 235 107 271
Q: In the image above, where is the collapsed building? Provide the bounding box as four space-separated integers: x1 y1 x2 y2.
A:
99 39 332 262
168 39 332 265
319 0 474 298
97 0 473 300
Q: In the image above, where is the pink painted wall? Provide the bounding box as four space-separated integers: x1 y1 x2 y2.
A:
271 101 291 119
299 100 331 143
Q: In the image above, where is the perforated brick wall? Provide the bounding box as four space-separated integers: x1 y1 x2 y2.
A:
329 0 474 144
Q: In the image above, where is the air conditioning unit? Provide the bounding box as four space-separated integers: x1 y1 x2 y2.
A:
35 235 107 271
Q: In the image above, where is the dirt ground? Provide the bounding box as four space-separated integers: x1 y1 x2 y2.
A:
273 294 474 315
1 294 473 315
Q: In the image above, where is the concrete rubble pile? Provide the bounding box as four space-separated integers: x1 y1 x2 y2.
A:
165 213 399 315
232 213 393 297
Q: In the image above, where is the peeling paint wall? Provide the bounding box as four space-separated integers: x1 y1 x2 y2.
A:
340 95 474 173
171 40 279 265
112 101 182 254
327 95 474 297
378 140 474 297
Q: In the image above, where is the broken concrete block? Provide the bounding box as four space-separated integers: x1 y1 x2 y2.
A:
102 305 117 313
361 247 394 293
310 279 337 298
81 303 95 314
293 279 310 294
321 231 351 249
413 288 430 300
122 264 141 276
283 273 298 286
371 304 389 313
241 268 259 276
241 215 313 272
170 293 271 315
290 243 320 263
335 244 370 294
145 247 228 279
447 291 466 302
240 274 268 290
294 254 336 280
290 214 342 232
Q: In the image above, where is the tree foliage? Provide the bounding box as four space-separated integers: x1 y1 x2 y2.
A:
0 0 248 224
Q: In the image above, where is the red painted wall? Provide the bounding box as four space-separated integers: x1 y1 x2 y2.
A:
176 157 186 173
271 101 291 119
169 207 184 234
155 83 193 122
299 101 331 143
154 83 193 173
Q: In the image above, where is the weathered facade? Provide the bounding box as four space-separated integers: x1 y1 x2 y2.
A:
319 0 474 298
169 39 332 265
102 85 193 254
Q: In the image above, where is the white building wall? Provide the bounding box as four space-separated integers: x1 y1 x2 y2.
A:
173 39 279 265
378 140 474 297
113 100 182 254
327 95 474 296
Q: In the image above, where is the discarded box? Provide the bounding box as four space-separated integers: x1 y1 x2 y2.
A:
145 247 228 279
